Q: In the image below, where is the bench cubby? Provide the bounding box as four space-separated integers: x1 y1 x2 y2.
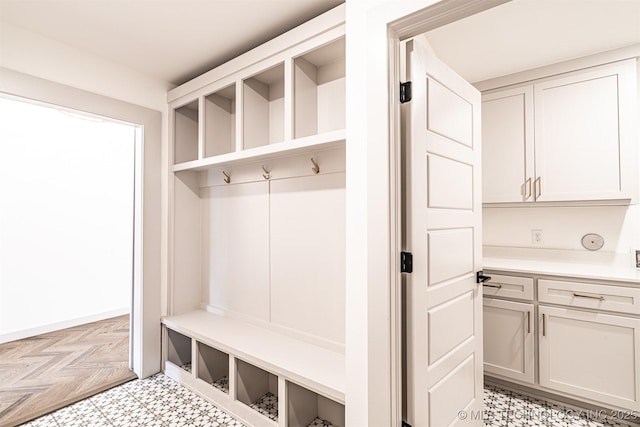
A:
197 342 229 393
287 381 344 427
166 328 192 373
236 359 279 422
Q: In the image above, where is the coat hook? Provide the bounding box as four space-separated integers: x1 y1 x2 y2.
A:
222 171 231 184
261 165 271 180
310 158 320 174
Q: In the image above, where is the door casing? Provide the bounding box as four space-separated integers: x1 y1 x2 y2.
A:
389 2 511 424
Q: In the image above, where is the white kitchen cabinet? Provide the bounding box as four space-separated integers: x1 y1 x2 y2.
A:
485 269 640 412
539 305 640 410
482 86 534 203
482 58 638 205
483 298 534 383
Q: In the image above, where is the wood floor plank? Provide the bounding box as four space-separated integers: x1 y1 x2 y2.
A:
0 315 136 427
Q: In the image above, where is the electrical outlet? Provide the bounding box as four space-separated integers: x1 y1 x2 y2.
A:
532 229 543 245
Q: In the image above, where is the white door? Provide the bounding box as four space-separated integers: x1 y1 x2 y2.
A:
404 36 483 426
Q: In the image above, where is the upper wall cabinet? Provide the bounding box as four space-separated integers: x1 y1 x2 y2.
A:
482 59 638 205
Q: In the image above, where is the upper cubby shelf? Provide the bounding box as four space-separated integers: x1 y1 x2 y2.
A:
169 5 345 172
294 38 345 139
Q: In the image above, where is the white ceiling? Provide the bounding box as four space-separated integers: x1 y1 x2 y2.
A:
425 0 640 83
0 0 343 86
0 0 638 87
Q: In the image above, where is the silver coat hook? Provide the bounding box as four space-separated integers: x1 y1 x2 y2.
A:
310 158 320 174
261 165 271 180
222 171 230 184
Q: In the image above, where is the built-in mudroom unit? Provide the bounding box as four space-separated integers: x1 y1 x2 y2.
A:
163 5 346 427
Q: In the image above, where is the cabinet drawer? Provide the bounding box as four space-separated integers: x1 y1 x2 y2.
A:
482 274 533 301
538 279 640 315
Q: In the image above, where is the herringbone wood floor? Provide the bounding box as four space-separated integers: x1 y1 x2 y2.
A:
0 315 136 427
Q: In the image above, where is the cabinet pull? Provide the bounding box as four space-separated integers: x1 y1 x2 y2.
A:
527 311 531 334
535 176 542 199
482 284 502 289
542 313 546 337
523 177 532 200
572 292 605 301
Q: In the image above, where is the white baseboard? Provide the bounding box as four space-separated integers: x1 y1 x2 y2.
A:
0 307 130 344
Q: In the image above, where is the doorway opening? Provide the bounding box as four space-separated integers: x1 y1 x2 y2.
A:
0 94 140 425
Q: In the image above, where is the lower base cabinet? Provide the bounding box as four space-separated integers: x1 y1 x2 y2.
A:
539 305 640 410
483 298 535 384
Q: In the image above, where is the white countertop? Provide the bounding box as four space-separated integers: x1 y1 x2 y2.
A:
483 246 640 284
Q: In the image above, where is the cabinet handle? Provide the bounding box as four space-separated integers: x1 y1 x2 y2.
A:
527 311 531 334
523 177 532 200
535 177 542 199
572 292 605 301
542 313 546 337
482 284 502 289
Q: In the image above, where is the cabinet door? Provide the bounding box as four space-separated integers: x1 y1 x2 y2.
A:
534 60 637 202
483 298 534 383
482 86 534 203
539 306 640 410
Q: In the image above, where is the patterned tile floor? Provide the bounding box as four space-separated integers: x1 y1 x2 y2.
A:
20 375 639 427
483 383 637 427
21 374 244 427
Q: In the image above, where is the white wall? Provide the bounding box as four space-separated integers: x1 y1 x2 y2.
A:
483 205 640 253
0 23 166 376
0 21 172 317
0 96 136 343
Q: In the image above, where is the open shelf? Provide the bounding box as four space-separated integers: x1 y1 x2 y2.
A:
288 381 344 427
174 100 199 164
294 38 345 139
205 84 236 158
236 359 279 422
197 342 229 394
167 328 192 373
243 63 285 150
172 129 344 172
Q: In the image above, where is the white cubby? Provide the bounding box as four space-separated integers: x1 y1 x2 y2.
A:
287 382 345 427
294 37 345 139
174 100 199 164
196 342 229 394
205 84 236 158
167 328 192 373
236 359 279 422
243 63 285 149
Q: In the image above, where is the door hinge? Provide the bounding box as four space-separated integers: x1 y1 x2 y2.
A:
401 251 413 273
400 81 412 103
402 421 413 427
